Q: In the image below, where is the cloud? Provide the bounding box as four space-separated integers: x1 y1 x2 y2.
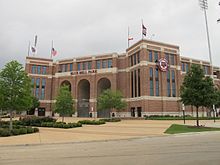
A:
0 0 219 68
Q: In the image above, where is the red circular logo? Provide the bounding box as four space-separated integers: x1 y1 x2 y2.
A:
157 58 168 72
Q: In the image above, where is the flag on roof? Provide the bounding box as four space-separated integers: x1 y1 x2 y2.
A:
31 46 37 54
128 37 133 41
142 24 147 36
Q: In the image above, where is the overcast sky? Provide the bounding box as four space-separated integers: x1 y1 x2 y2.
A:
0 0 220 69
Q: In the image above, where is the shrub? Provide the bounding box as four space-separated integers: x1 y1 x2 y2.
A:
33 127 39 132
19 128 27 134
19 116 57 126
0 129 11 137
99 118 121 122
27 127 34 133
78 120 106 125
11 129 20 135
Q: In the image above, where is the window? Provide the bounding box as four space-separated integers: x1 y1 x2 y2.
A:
165 53 169 63
96 60 101 69
31 78 35 94
42 66 47 74
154 51 158 62
83 62 87 70
203 66 209 75
70 64 73 71
137 52 140 63
170 54 175 65
88 61 92 70
185 63 189 72
36 78 40 88
134 70 137 97
102 60 107 68
131 71 134 97
181 62 185 72
62 65 65 72
42 78 46 88
149 50 153 62
138 69 141 97
37 66 41 74
149 67 154 96
130 56 133 66
108 59 112 68
77 63 81 71
133 54 137 65
35 88 39 99
65 64 68 72
167 71 171 97
41 88 45 100
172 70 176 97
31 65 36 74
155 69 159 96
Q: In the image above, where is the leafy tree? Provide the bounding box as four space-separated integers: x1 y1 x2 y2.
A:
97 89 127 117
27 96 40 115
54 85 75 122
0 61 32 131
180 64 215 127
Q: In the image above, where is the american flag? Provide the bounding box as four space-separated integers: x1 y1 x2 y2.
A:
51 47 57 56
142 24 147 36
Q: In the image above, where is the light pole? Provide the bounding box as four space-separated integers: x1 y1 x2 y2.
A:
182 104 186 124
199 0 213 75
218 2 220 23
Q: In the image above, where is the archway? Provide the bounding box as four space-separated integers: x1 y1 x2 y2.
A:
61 80 71 91
77 79 90 117
97 78 111 118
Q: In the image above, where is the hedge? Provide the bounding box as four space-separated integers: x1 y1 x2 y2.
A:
78 120 106 125
0 127 39 137
41 122 82 129
99 118 121 122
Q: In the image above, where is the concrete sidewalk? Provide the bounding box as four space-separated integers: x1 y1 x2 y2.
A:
0 119 219 146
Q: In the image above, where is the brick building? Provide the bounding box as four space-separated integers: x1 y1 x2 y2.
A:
25 39 220 117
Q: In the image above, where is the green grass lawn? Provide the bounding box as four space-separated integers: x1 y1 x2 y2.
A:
164 124 220 134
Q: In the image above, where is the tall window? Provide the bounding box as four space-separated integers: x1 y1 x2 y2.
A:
31 78 35 94
41 78 46 100
171 70 176 97
165 53 169 63
155 69 159 96
65 64 68 72
149 50 153 62
154 51 158 62
134 70 137 97
181 62 185 72
77 63 81 71
170 54 175 65
88 61 92 70
82 62 86 70
36 78 40 98
37 66 41 74
133 54 137 65
138 69 141 97
70 64 73 71
137 52 140 63
102 60 107 68
185 63 189 72
108 59 112 68
42 66 47 74
149 67 154 96
167 71 171 97
130 56 133 66
96 60 101 69
131 71 134 97
32 65 36 74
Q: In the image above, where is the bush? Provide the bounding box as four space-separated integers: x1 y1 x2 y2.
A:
19 116 57 126
0 129 11 137
11 129 20 135
78 120 106 125
19 128 27 134
99 118 121 122
33 127 39 132
27 127 34 133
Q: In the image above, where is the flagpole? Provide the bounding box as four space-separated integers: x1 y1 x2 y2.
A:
50 40 53 59
27 41 30 57
141 19 143 40
128 26 130 48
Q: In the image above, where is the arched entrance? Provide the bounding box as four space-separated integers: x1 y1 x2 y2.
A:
97 78 111 118
61 80 71 91
77 79 90 117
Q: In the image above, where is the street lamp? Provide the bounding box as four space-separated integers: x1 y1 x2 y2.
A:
199 0 213 75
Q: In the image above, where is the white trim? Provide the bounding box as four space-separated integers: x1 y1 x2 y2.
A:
28 73 52 77
124 96 181 102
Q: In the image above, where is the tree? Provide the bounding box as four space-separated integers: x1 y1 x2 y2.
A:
27 96 40 115
97 89 127 117
0 61 32 131
54 85 75 122
180 64 215 127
